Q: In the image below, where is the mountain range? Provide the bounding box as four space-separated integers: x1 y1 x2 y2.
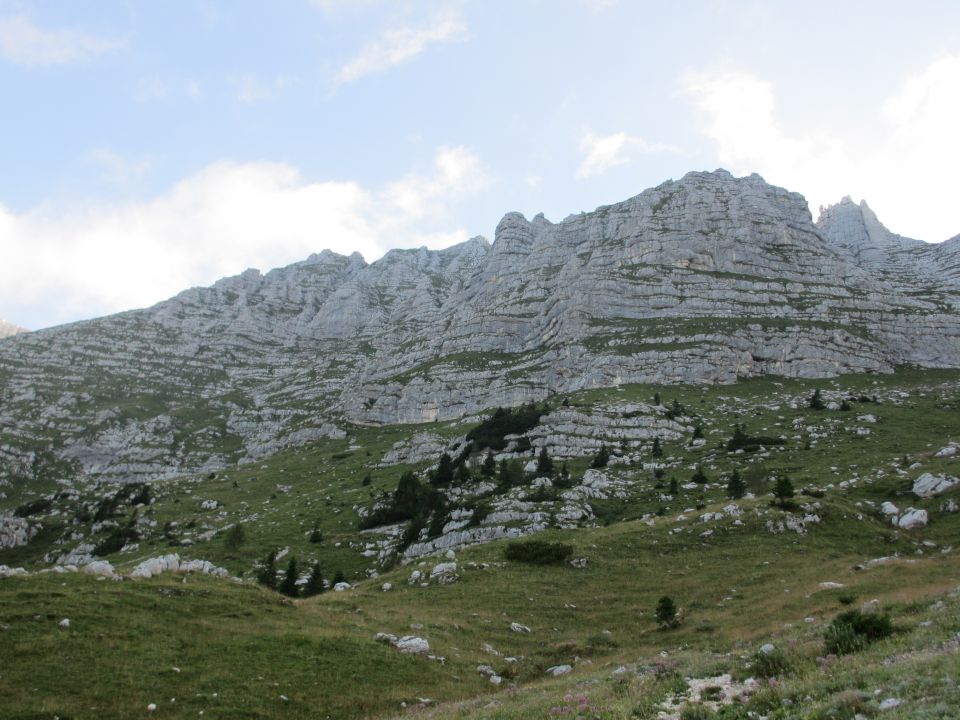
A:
1 169 958 489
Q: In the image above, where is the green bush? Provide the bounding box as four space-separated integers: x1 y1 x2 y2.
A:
504 540 573 565
656 595 679 629
680 703 714 720
824 609 893 655
751 648 791 678
13 497 52 517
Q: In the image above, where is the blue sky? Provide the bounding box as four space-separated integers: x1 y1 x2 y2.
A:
2 0 960 330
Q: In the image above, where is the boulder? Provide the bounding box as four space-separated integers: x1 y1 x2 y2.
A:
895 508 928 529
912 473 959 498
82 561 115 577
395 636 430 654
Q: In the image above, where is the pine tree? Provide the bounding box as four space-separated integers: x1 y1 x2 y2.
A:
654 392 661 406
279 557 299 597
590 445 610 468
692 424 704 440
481 451 496 477
309 523 323 543
669 477 679 495
454 462 471 484
536 446 554 476
774 474 795 508
655 595 679 629
224 522 245 551
257 549 278 590
302 561 324 597
809 389 826 410
651 437 663 458
432 453 454 486
692 465 709 484
332 570 346 586
726 468 746 499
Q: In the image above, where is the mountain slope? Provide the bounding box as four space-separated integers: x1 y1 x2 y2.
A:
1 169 959 488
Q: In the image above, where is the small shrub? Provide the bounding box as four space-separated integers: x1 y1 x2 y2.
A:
808 389 826 410
591 445 611 468
13 497 53 518
655 595 679 629
824 609 893 655
751 648 791 678
504 540 573 565
680 704 714 720
224 522 246 551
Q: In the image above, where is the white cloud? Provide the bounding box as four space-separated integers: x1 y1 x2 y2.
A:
0 148 489 329
382 146 490 222
682 56 960 241
232 74 292 104
577 131 677 179
0 14 123 66
525 174 543 189
335 10 466 84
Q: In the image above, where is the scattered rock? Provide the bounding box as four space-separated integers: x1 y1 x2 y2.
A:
912 473 959 498
894 508 928 529
546 664 572 676
510 622 531 633
394 636 430 654
58 618 70 629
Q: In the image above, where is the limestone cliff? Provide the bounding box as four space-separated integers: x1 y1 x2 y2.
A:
1 169 957 487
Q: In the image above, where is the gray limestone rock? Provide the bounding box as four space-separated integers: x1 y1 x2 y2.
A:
2 170 960 489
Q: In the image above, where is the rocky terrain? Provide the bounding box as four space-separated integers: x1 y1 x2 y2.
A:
1 169 959 491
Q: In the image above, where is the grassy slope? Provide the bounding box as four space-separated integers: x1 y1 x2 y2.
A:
2 368 960 718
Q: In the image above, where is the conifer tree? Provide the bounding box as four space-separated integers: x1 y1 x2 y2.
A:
224 522 245 551
481 451 496 477
651 437 663 458
774 473 795 508
432 453 454 486
257 549 278 590
302 561 324 597
590 445 610 468
809 389 826 410
655 595 679 629
279 557 299 597
726 468 746 499
536 446 554 475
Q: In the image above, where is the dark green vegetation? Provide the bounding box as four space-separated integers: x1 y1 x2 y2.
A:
2 368 960 718
503 539 574 565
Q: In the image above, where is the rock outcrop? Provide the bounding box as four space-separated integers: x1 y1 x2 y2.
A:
1 169 959 487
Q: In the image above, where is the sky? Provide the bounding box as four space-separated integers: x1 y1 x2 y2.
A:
2 1 960 330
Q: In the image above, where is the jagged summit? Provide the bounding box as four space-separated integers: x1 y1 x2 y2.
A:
1 170 959 486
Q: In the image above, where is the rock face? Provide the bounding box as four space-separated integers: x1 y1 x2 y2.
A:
1 169 959 487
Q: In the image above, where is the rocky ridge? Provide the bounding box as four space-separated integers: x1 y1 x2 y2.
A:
1 169 959 488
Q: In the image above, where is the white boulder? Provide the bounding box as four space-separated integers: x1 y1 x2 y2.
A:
912 473 959 498
895 508 928 529
395 636 430 654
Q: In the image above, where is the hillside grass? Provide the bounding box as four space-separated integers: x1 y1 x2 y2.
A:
2 368 960 717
